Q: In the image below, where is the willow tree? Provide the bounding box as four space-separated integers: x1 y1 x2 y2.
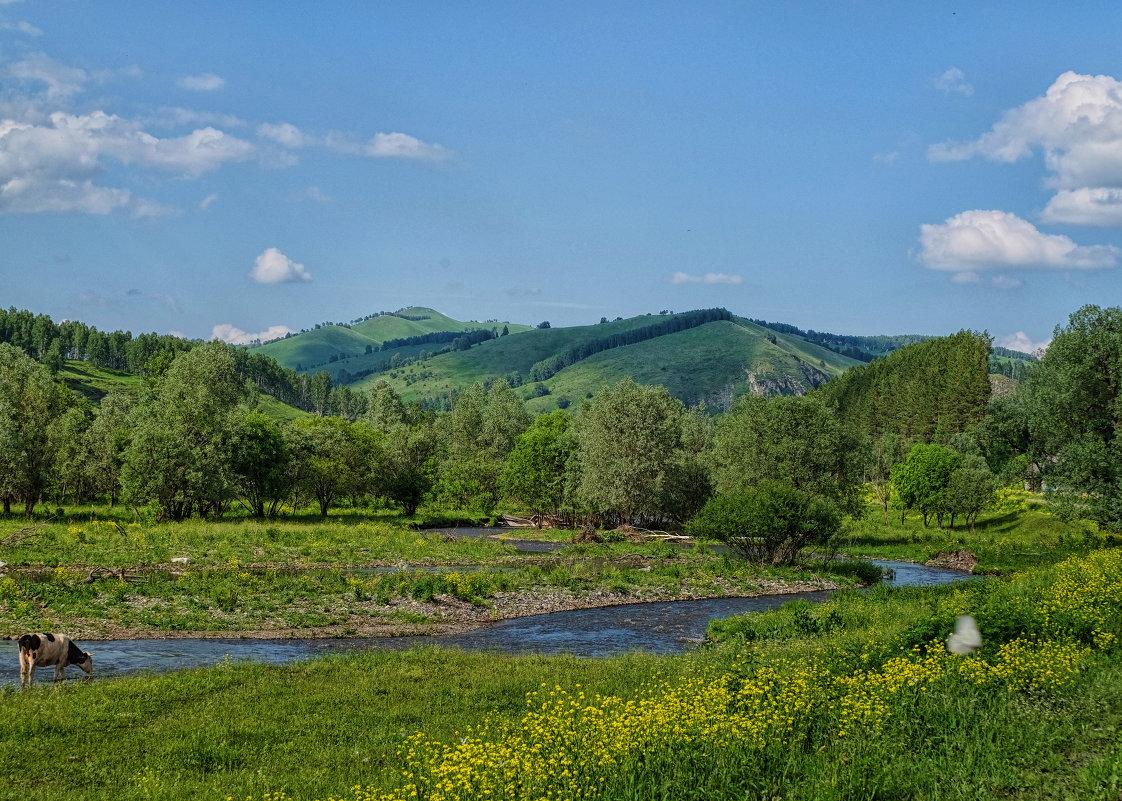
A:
121 342 244 521
575 378 684 526
0 343 68 515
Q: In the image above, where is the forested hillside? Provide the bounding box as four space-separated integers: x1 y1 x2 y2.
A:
814 330 993 444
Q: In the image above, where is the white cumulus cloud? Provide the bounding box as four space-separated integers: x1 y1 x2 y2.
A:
918 210 1119 274
928 72 1122 213
178 73 226 92
670 272 743 285
1040 187 1122 226
258 122 307 148
0 111 254 213
211 323 294 346
249 247 312 284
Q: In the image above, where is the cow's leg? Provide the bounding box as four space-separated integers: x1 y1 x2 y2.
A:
19 651 28 688
54 663 65 682
26 656 36 686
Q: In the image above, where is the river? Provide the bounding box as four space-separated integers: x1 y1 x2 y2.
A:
1 559 969 686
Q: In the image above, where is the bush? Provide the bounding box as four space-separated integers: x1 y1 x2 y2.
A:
687 480 841 565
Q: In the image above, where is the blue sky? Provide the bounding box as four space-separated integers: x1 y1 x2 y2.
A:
3 2 1122 352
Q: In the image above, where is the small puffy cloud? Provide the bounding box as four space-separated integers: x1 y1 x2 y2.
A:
918 210 1119 274
873 151 899 166
258 122 307 148
1040 187 1122 226
933 67 973 96
366 132 451 161
178 73 226 92
671 272 743 285
199 193 218 210
211 323 294 345
995 331 1050 355
250 247 312 284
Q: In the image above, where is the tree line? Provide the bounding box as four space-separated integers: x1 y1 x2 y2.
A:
1 305 1118 562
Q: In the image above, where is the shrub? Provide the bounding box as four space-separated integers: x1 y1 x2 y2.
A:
687 480 841 565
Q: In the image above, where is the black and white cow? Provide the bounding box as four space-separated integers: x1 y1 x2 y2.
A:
17 633 94 687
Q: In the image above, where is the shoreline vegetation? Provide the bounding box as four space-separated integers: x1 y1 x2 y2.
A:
1 503 1118 801
1 509 864 641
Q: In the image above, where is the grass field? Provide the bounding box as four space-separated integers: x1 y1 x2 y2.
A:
1 542 1118 801
835 489 1102 573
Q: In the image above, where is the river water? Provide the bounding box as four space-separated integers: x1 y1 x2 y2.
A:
1 558 969 686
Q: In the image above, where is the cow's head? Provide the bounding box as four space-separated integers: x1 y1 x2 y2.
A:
76 652 94 676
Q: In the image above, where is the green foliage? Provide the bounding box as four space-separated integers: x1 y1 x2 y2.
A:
817 329 992 446
890 442 961 527
120 342 245 521
501 411 576 523
687 480 841 564
0 343 70 515
1024 304 1122 530
575 378 685 525
709 393 861 514
230 410 290 517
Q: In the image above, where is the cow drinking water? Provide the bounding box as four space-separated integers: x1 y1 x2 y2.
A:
17 633 94 687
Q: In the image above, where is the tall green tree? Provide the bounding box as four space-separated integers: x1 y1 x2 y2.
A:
121 342 244 521
0 343 68 515
1024 304 1122 529
230 409 290 517
501 410 576 525
575 378 684 525
84 390 133 507
890 443 961 527
709 394 862 514
378 422 440 516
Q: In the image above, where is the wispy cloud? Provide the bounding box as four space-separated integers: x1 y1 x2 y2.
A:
259 121 454 162
933 67 973 96
0 20 41 35
249 247 312 284
670 272 743 285
178 73 226 92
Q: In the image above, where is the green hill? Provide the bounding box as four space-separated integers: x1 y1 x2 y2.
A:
354 312 861 411
250 306 532 378
57 360 309 422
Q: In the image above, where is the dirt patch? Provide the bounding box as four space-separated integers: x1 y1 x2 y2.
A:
925 549 978 573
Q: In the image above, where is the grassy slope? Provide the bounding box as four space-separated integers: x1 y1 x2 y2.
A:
59 361 142 403
58 359 308 422
252 307 531 373
526 318 859 412
354 312 860 410
351 314 686 400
